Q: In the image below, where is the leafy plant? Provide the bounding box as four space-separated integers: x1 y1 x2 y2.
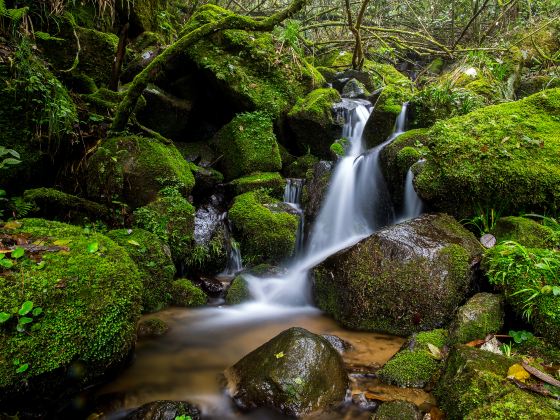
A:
0 146 21 170
462 206 500 236
509 330 534 344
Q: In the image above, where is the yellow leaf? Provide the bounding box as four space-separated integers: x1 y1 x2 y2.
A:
507 364 530 382
3 221 22 230
53 239 72 246
275 352 284 359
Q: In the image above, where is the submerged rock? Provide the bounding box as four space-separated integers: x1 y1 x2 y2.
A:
449 293 504 344
124 400 201 420
225 327 348 417
137 318 169 339
313 213 481 335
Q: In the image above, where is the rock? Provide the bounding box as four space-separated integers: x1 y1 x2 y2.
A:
228 191 299 265
225 327 348 417
133 194 195 264
23 188 111 225
435 345 559 419
313 213 481 335
0 219 142 404
108 229 176 313
121 46 163 84
124 400 201 420
87 136 195 209
284 154 319 179
333 69 375 91
136 86 193 140
196 277 223 297
170 279 207 307
449 293 504 344
213 112 282 181
342 78 369 99
412 89 560 218
116 0 174 37
491 216 558 248
188 203 227 276
286 88 344 158
377 329 447 388
352 393 378 411
225 275 251 305
137 318 169 339
302 161 333 224
322 335 351 354
374 401 420 420
229 173 285 199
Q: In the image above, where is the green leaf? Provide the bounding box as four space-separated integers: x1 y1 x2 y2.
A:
0 258 14 269
11 247 25 259
127 239 141 247
553 286 560 296
18 316 32 325
15 363 29 373
87 242 99 253
18 301 33 316
0 312 10 323
32 307 42 316
36 260 46 270
0 254 5 260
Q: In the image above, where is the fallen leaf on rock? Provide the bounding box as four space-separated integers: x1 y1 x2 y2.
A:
507 364 530 382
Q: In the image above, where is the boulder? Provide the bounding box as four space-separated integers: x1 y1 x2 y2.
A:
225 275 251 305
342 78 369 99
228 191 299 265
449 293 504 344
137 318 169 339
107 229 176 313
213 112 282 181
170 279 208 307
87 136 195 209
229 173 285 200
225 327 348 417
491 216 558 248
124 400 201 420
313 213 482 335
302 161 333 224
286 88 343 158
0 219 142 404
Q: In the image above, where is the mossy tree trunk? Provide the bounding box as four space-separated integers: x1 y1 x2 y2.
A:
111 0 308 132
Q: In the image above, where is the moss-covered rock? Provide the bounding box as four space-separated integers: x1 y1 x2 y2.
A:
413 89 560 218
225 327 348 417
378 329 448 388
0 219 142 403
116 0 170 36
87 136 195 209
302 160 333 224
285 154 319 179
133 194 195 264
124 400 201 420
313 213 481 335
107 229 175 313
229 172 285 199
435 345 559 419
225 275 252 305
181 5 324 118
23 188 111 225
374 400 420 420
491 216 558 248
449 293 504 344
228 191 299 265
170 279 207 307
137 318 169 339
213 112 282 181
286 88 343 158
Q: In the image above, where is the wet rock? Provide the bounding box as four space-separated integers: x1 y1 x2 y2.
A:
124 400 201 420
322 335 352 354
352 392 378 411
313 213 482 336
302 160 333 224
196 277 224 297
137 318 169 339
449 293 504 344
225 327 348 417
374 401 420 420
342 78 369 99
333 69 375 92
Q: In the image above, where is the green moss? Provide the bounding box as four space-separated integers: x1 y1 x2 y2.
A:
225 275 252 305
285 154 319 178
414 88 560 218
491 216 557 248
229 172 285 199
84 87 124 114
23 188 111 225
107 229 176 313
214 112 282 180
329 139 347 158
133 194 195 264
516 336 560 365
175 141 217 167
374 400 419 420
288 88 341 125
449 293 504 344
228 191 298 265
170 279 207 307
87 136 195 209
137 317 169 338
0 219 142 397
185 230 227 276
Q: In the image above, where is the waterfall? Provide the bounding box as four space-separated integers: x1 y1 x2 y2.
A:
399 160 425 222
219 213 242 278
284 178 305 255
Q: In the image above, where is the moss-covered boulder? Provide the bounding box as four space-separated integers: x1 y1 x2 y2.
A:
228 191 299 265
284 154 319 179
225 327 348 417
116 0 171 36
286 88 343 158
229 172 285 199
133 194 195 264
0 219 142 403
302 161 333 224
107 229 176 313
449 293 504 344
435 345 560 419
374 401 420 420
313 213 481 335
413 89 560 218
213 112 282 181
181 5 324 118
170 279 207 307
484 243 560 344
87 136 195 209
378 329 447 388
23 188 111 225
137 318 169 339
225 275 252 305
491 216 558 248
124 400 201 420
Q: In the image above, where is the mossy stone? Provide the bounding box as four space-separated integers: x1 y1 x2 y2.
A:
228 191 299 265
107 229 176 313
449 293 504 344
225 276 251 305
229 173 285 199
313 213 481 335
213 112 282 181
87 136 195 209
374 400 420 420
137 318 169 338
491 216 558 248
170 279 207 307
0 219 142 402
285 154 319 179
124 400 201 420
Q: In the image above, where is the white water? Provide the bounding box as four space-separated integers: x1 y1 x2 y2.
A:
220 214 243 277
284 178 305 255
399 161 424 222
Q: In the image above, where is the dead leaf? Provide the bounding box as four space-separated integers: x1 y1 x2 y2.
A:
3 221 22 230
466 339 487 347
428 343 443 360
507 364 530 382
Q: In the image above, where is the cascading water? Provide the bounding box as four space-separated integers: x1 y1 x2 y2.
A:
219 213 243 277
284 178 305 255
399 159 425 222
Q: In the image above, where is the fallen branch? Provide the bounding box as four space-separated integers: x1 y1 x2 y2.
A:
522 361 560 388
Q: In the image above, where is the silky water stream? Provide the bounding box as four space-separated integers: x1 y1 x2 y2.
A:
93 100 432 419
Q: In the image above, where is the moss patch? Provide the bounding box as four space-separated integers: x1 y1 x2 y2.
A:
170 279 207 307
229 172 285 199
374 400 419 420
225 275 251 305
491 216 558 248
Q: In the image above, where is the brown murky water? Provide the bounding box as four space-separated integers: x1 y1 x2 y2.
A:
94 304 434 419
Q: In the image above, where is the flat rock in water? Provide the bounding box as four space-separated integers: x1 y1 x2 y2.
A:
124 400 201 420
